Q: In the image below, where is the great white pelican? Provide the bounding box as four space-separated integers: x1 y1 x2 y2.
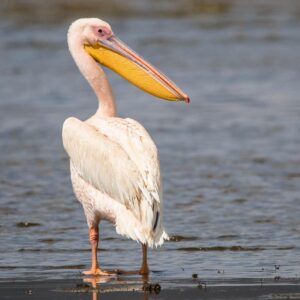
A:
62 18 189 276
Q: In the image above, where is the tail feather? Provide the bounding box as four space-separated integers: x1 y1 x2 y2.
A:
115 200 168 248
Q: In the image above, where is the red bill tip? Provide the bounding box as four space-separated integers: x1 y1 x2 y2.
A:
184 95 190 104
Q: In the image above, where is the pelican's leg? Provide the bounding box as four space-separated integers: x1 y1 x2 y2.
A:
139 244 149 275
117 244 149 275
83 226 115 276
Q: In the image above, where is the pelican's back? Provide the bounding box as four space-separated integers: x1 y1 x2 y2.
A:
62 116 168 247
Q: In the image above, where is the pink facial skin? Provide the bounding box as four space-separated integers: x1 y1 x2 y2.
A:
93 26 113 41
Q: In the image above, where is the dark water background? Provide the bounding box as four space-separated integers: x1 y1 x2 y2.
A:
0 0 300 282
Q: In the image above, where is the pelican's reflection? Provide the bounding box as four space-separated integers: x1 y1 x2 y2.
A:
83 274 151 300
83 275 113 300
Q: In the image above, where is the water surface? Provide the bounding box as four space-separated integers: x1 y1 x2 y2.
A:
0 0 300 282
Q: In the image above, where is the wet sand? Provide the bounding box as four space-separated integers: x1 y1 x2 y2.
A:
1 278 300 300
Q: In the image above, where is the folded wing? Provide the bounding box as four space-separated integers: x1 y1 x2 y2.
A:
62 117 162 232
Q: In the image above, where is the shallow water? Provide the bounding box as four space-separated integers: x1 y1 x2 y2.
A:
0 0 300 282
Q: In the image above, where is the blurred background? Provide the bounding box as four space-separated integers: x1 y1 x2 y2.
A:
0 0 300 281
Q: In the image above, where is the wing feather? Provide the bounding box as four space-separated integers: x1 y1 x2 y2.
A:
87 117 161 204
62 117 162 231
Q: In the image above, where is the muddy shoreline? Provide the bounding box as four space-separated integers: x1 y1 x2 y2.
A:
1 278 300 300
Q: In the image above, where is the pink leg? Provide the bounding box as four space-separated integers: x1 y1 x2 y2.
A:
139 244 149 275
83 226 115 276
117 244 149 275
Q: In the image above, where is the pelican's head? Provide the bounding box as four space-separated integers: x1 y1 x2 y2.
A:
68 18 189 103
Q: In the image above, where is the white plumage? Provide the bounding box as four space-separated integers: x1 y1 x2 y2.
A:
63 116 168 247
63 18 187 275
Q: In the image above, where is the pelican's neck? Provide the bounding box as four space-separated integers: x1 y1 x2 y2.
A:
68 34 117 118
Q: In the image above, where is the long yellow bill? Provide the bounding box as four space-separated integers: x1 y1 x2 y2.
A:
85 36 189 103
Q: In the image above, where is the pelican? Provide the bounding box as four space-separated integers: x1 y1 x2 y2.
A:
62 18 189 276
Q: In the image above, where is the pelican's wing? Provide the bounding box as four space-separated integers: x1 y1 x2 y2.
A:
86 117 162 231
88 117 161 204
62 117 161 231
